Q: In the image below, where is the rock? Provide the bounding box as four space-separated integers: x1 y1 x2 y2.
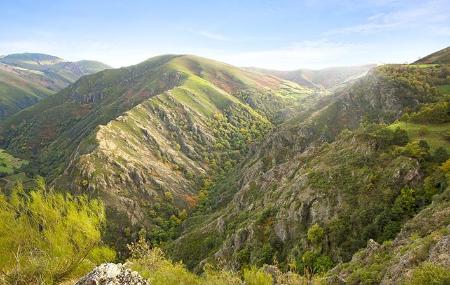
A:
76 263 149 285
428 235 450 267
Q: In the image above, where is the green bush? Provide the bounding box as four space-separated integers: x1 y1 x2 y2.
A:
405 262 450 285
0 178 115 285
409 102 450 124
307 224 325 244
243 266 273 285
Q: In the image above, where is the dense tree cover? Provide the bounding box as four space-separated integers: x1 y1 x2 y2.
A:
0 178 115 284
407 102 450 124
377 64 450 99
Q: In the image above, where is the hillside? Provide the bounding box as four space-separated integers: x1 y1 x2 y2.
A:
0 64 53 118
0 54 315 251
166 63 450 274
248 64 376 90
415 46 450 64
328 183 450 284
0 53 110 118
0 50 448 284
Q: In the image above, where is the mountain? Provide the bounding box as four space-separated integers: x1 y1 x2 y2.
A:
248 64 376 90
0 48 448 284
0 54 315 250
166 62 450 274
415 46 450 64
0 53 110 118
0 64 53 118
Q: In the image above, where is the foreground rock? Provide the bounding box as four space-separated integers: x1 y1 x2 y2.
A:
76 263 149 285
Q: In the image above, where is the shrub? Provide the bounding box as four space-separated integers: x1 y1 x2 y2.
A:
243 266 273 285
409 102 450 124
0 178 115 285
405 262 450 285
433 147 449 164
403 140 430 161
307 224 325 244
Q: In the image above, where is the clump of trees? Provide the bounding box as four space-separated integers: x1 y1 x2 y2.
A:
0 178 115 285
407 102 450 124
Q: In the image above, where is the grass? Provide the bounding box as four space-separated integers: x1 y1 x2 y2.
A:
0 149 27 176
407 64 439 69
437 84 450 95
389 121 450 152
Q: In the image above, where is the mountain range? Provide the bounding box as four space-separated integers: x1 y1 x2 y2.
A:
0 53 110 118
0 46 449 284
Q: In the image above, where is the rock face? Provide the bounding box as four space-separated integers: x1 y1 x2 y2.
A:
76 263 149 285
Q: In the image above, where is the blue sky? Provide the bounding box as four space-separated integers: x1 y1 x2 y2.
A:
1 0 449 69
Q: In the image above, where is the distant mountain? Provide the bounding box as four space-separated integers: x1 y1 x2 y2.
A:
247 64 376 90
0 53 110 118
415 46 450 64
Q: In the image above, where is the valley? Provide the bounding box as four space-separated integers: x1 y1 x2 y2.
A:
0 47 449 285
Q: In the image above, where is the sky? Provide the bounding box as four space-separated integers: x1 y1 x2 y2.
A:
0 0 449 70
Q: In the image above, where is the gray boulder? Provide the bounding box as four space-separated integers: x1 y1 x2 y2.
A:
76 263 149 285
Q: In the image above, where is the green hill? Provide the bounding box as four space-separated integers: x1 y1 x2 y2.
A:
415 46 450 64
0 53 110 118
0 49 448 283
0 54 314 250
166 62 450 273
0 65 53 118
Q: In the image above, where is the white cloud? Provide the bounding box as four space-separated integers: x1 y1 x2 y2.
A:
326 0 450 35
196 31 229 41
212 40 362 70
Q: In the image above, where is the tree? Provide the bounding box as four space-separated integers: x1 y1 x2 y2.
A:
307 224 324 245
0 179 115 284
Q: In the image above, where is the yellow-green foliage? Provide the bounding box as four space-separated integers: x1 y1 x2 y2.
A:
405 262 450 285
127 235 242 285
307 224 325 244
0 178 115 285
242 267 273 285
128 235 314 285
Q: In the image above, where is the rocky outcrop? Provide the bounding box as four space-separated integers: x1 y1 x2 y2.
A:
76 263 149 285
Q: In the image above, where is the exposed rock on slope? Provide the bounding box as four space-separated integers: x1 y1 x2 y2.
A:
76 263 149 285
0 54 314 249
167 64 448 271
329 187 450 284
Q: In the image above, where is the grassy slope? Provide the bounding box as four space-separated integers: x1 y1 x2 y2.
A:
414 46 450 64
0 68 53 118
389 121 450 152
0 53 110 119
0 54 314 252
63 56 313 247
0 148 27 176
